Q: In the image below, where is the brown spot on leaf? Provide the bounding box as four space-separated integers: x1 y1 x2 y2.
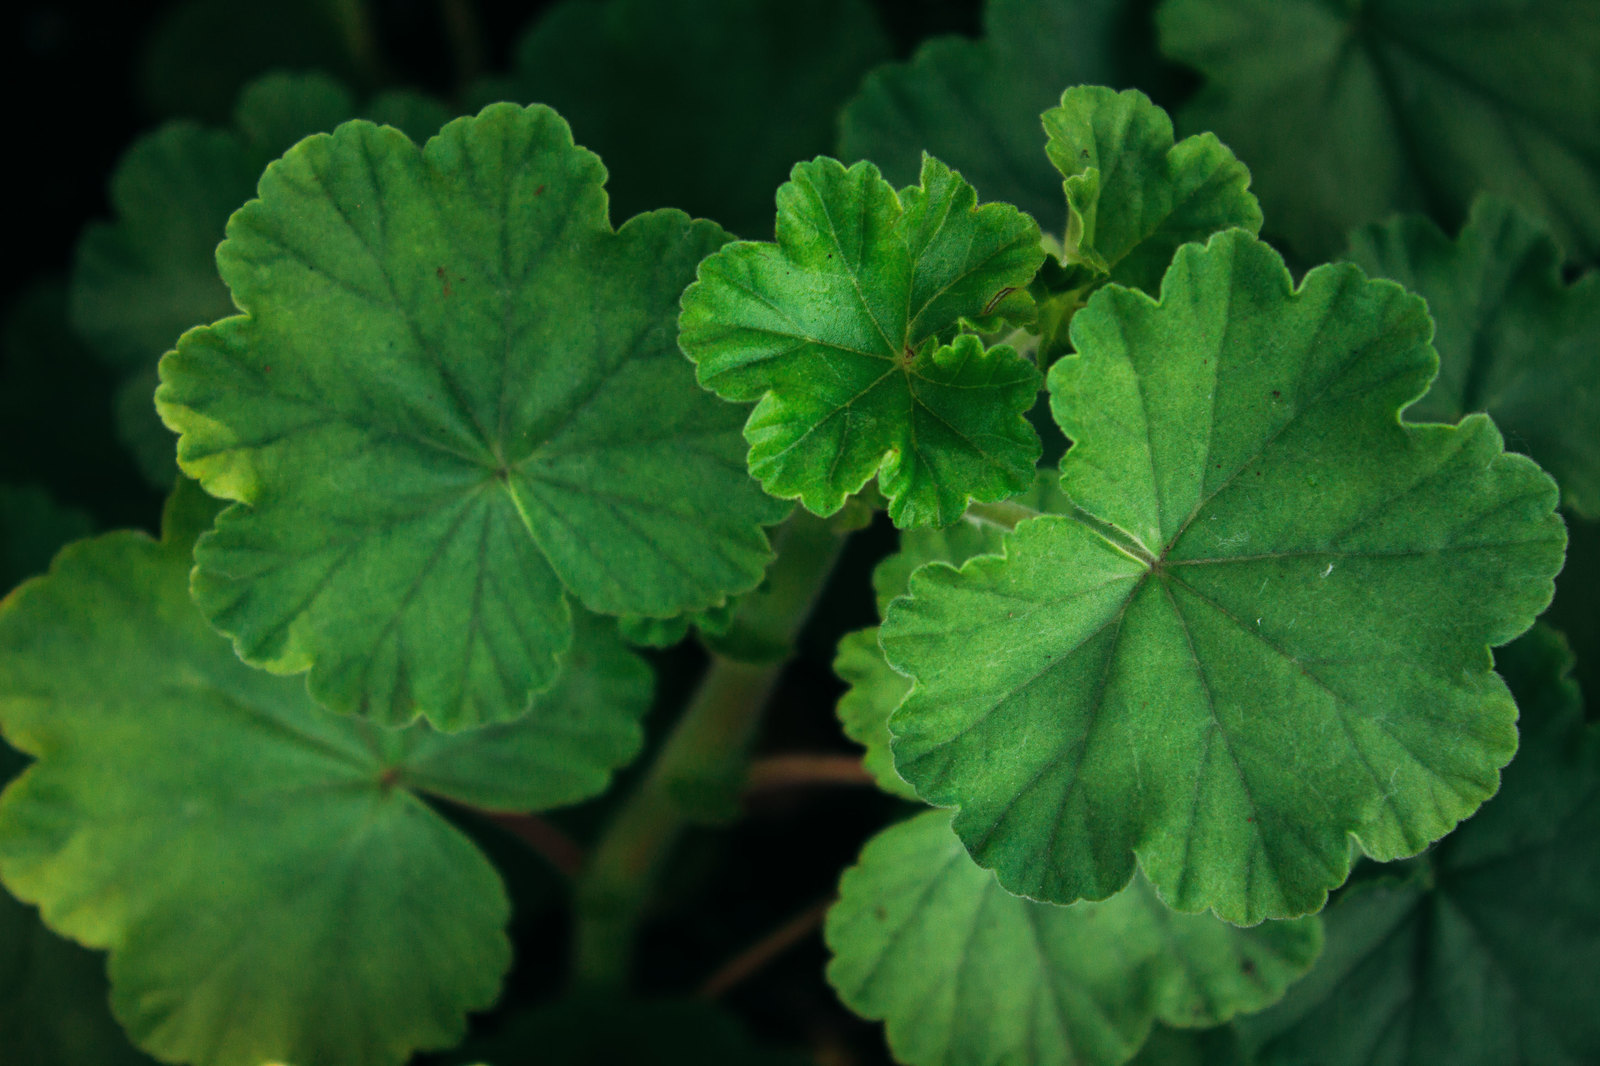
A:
436 266 453 298
534 184 546 196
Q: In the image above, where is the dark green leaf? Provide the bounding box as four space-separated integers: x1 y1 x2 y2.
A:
1240 628 1600 1065
1158 0 1600 263
1345 196 1600 517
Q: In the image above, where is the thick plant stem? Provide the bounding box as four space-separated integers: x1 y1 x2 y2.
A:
571 511 846 990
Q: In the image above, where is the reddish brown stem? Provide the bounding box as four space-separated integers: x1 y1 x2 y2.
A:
489 812 585 878
743 753 873 795
698 897 834 1000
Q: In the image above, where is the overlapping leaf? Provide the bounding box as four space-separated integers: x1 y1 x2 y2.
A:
474 0 890 238
73 72 449 486
158 103 784 729
1158 0 1600 263
680 155 1044 528
827 810 1321 1066
880 230 1566 923
0 482 652 1066
1239 629 1600 1065
1346 196 1600 517
839 0 1167 234
1045 86 1261 294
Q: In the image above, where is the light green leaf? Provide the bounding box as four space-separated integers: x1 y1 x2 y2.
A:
1345 196 1600 518
1045 86 1261 293
475 0 890 238
1158 0 1600 263
826 810 1321 1066
1239 628 1600 1066
0 481 653 1066
680 155 1045 528
158 103 783 729
840 0 1167 236
73 72 449 487
879 230 1566 923
834 629 917 800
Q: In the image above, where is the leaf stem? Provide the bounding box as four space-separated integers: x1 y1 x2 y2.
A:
697 896 833 1000
964 498 1042 530
329 0 385 86
570 511 847 990
487 812 585 878
744 752 874 794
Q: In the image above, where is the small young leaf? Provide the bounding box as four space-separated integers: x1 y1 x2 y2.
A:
0 481 652 1066
826 810 1321 1066
880 230 1566 923
840 0 1166 234
1239 628 1600 1065
158 104 784 729
1346 196 1600 517
1044 85 1261 293
680 155 1045 528
1158 0 1600 263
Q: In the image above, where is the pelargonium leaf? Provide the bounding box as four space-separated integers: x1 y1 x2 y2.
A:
1345 196 1600 518
474 0 890 238
680 155 1045 528
616 601 735 649
834 629 917 800
73 71 449 486
1239 628 1600 1065
1157 0 1600 263
0 481 652 1066
1127 1026 1246 1066
826 810 1321 1066
157 103 784 729
839 0 1166 235
1045 85 1261 294
880 229 1566 924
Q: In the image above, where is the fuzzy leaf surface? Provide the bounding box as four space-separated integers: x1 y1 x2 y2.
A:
1240 629 1600 1065
1346 196 1600 517
1158 0 1600 262
1044 85 1261 293
880 230 1566 923
158 104 782 728
827 810 1321 1066
681 155 1044 528
0 482 652 1066
839 0 1164 236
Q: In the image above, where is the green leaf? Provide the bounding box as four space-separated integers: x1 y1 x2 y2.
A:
1127 1026 1246 1066
1044 86 1262 293
1157 0 1600 263
474 0 890 238
840 0 1170 236
1238 628 1600 1065
1345 196 1600 518
680 155 1045 528
73 72 449 488
879 230 1566 923
617 601 735 649
826 810 1321 1066
158 103 783 729
450 996 813 1065
0 481 652 1066
834 629 917 800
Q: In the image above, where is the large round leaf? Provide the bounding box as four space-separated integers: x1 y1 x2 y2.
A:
0 482 652 1066
880 230 1566 923
827 810 1320 1066
158 103 783 729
